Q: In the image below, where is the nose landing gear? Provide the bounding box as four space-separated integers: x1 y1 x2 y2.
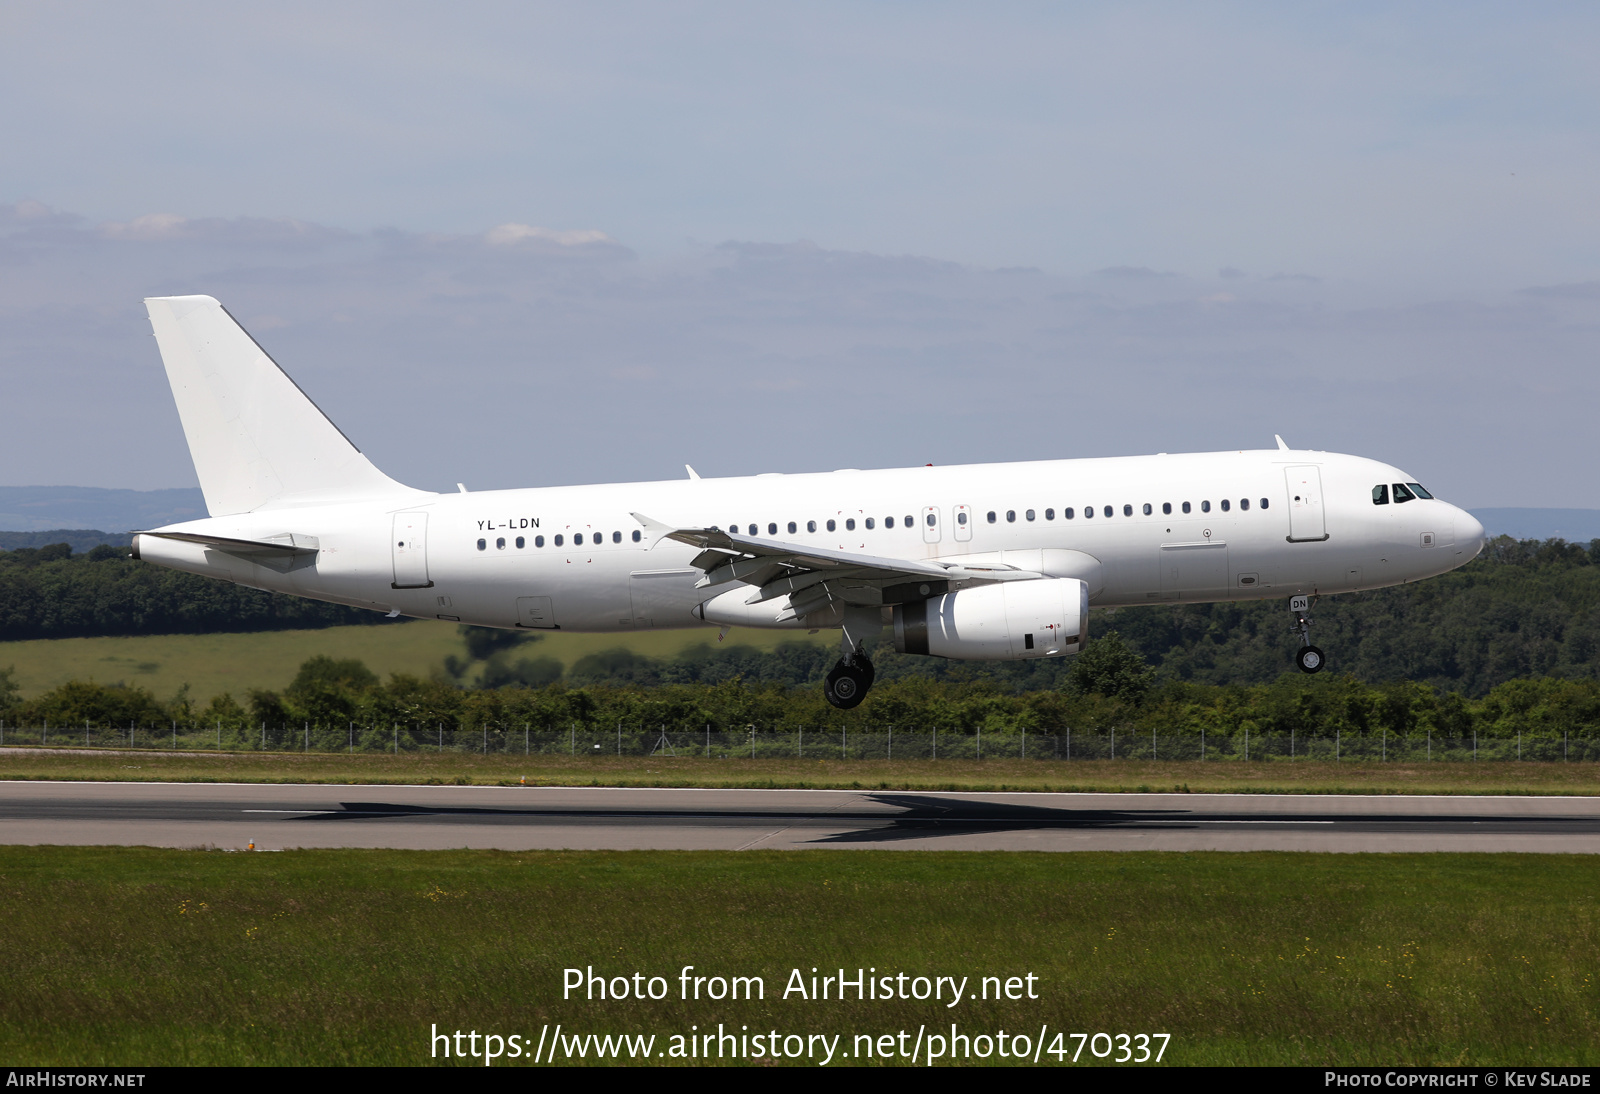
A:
1290 594 1324 674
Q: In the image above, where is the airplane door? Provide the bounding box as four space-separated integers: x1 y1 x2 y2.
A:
391 512 432 589
516 596 556 629
1285 466 1329 542
921 506 941 544
953 504 973 542
1158 542 1229 598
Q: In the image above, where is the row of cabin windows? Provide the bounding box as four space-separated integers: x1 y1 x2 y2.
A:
986 498 1270 523
724 516 920 536
1372 483 1434 505
477 529 645 551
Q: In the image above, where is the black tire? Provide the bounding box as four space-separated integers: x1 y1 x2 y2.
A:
824 660 869 710
1296 645 1325 674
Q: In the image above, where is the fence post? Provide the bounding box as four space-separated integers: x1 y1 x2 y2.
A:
617 721 621 756
1427 729 1430 761
888 725 893 761
933 726 937 760
1022 727 1026 761
1518 731 1521 761
304 722 309 752
1111 727 1115 761
1336 729 1340 762
1150 726 1153 762
976 725 980 760
1201 727 1204 762
799 725 803 759
1474 730 1477 761
349 722 353 754
1382 728 1386 763
525 723 528 756
1245 724 1248 762
1065 726 1069 761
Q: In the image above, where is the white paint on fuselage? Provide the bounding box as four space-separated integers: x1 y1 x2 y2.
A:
137 448 1485 635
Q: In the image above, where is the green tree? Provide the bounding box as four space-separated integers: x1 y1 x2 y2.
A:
1070 631 1154 704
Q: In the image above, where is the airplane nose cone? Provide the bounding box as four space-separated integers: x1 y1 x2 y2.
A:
1456 508 1486 557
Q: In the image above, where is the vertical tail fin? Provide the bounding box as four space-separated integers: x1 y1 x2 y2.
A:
145 295 423 516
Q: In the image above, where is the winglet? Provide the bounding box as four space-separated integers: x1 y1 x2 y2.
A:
1274 434 1290 451
630 512 678 549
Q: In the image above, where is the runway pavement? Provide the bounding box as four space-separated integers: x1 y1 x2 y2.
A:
2 781 1600 851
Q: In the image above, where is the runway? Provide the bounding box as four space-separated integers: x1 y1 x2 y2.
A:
2 781 1599 851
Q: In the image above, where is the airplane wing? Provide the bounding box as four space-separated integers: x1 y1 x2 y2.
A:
634 514 1040 622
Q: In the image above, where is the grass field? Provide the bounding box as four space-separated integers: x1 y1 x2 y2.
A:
5 747 1600 795
0 621 827 701
0 847 1594 1066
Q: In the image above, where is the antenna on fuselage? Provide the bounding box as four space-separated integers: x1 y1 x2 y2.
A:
685 465 701 480
1274 435 1290 451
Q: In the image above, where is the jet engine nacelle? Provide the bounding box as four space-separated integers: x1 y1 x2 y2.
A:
893 578 1088 660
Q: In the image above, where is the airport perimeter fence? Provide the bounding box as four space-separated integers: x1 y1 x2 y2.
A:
2 719 1600 762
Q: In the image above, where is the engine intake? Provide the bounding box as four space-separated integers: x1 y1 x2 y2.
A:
893 578 1088 660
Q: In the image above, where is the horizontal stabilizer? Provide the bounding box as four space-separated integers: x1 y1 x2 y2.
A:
134 530 319 556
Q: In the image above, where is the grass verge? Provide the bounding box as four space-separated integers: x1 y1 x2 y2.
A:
0 847 1594 1066
3 747 1600 794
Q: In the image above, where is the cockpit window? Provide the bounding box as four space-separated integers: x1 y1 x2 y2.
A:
1372 484 1390 505
1407 482 1434 499
1392 483 1416 504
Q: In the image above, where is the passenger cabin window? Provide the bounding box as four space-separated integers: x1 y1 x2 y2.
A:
1201 501 1211 513
537 535 546 547
769 523 778 535
1064 507 1075 519
1123 504 1132 517
1006 510 1016 523
1142 503 1152 515
1182 502 1191 514
1372 484 1390 505
1240 498 1250 511
1162 502 1172 515
987 511 997 523
904 515 914 526
613 531 622 543
885 517 895 529
1220 499 1231 512
865 517 875 529
807 520 817 532
515 536 525 548
788 521 797 533
630 531 640 543
1084 506 1094 519
496 537 506 549
574 533 583 545
827 519 836 532
1392 483 1417 503
554 534 564 547
1026 509 1036 521
956 512 966 526
926 513 936 526
476 538 486 551
1103 505 1113 518
1260 498 1269 509
845 518 856 531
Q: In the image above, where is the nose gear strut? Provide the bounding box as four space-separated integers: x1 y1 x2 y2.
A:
1291 593 1324 674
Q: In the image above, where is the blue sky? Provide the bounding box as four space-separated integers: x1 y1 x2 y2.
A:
2 3 1598 506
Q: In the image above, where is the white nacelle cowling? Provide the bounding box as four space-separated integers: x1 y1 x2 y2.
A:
893 578 1088 660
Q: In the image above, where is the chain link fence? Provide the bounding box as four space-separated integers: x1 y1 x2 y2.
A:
2 719 1598 762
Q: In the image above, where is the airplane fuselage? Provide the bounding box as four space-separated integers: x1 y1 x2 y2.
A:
135 447 1484 635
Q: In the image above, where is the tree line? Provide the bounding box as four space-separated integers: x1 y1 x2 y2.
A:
5 642 1600 741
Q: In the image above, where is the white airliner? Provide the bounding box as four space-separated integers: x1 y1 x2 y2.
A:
132 296 1487 708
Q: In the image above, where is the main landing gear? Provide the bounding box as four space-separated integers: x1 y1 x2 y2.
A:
824 653 875 710
824 607 881 709
1291 594 1324 674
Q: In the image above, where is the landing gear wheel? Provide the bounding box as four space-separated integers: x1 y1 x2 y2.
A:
824 657 872 709
1296 645 1325 674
